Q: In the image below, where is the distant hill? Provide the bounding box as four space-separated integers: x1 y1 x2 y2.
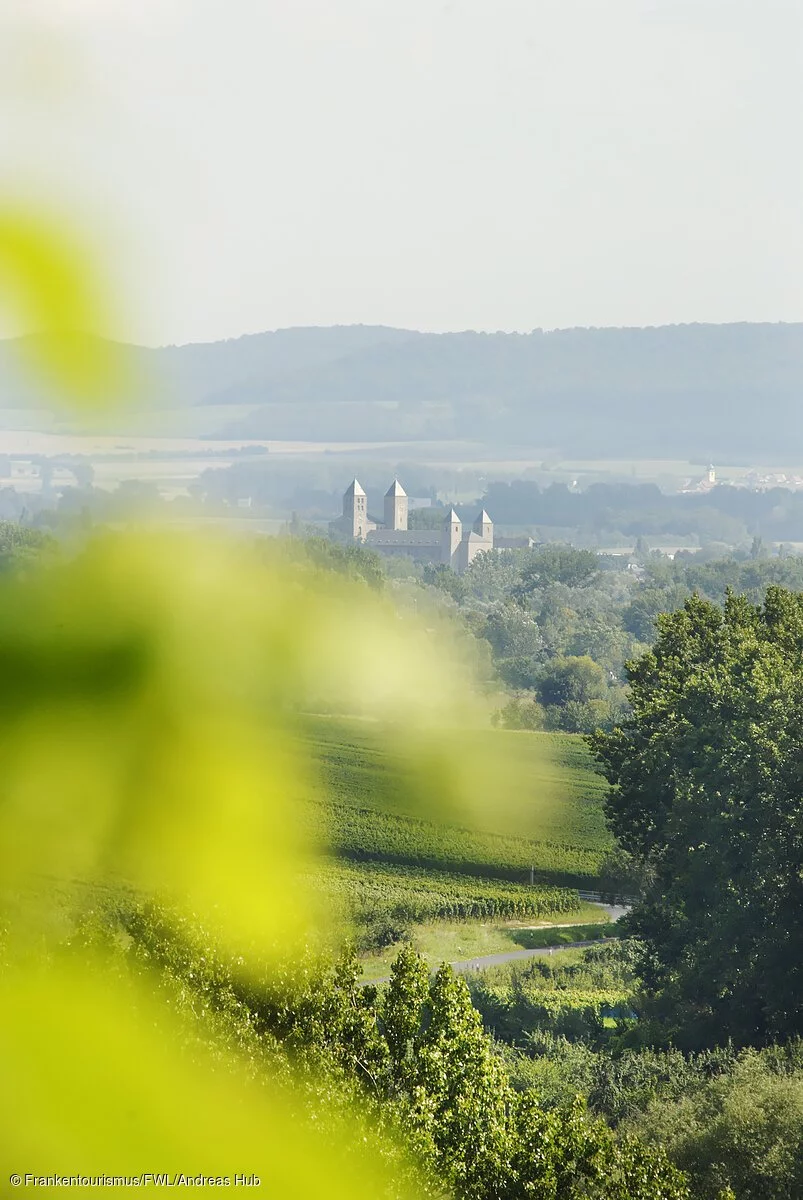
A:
1 322 802 459
0 325 421 413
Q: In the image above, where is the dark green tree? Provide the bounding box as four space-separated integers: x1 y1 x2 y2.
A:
591 587 803 1047
291 535 385 590
632 536 651 565
513 546 599 603
538 655 608 708
108 910 691 1200
621 584 690 642
423 562 467 604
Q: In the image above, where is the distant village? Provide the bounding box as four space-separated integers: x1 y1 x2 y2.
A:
680 464 803 493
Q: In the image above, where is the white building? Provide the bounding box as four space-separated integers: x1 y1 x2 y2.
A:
330 478 495 572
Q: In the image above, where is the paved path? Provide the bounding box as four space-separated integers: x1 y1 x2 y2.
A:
449 938 609 974
361 901 631 986
362 939 612 986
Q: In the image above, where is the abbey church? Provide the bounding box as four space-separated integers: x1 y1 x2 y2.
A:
329 478 495 573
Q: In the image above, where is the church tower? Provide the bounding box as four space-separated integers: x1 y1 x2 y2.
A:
441 506 462 568
343 478 368 540
472 509 493 543
384 479 408 531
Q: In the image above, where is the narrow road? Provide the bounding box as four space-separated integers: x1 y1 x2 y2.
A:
362 938 613 986
361 901 630 985
449 938 610 974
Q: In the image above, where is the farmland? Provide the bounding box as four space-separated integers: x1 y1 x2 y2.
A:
303 719 612 887
313 860 581 924
358 918 618 980
298 718 614 964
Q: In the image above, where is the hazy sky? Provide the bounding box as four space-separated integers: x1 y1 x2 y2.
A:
3 0 803 345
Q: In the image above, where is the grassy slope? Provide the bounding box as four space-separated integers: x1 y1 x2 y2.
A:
359 916 617 980
297 719 614 973
303 720 612 889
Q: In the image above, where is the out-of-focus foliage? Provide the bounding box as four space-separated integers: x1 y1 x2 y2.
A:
0 958 427 1199
304 719 612 889
0 527 549 1193
0 531 511 956
0 207 128 407
77 904 691 1200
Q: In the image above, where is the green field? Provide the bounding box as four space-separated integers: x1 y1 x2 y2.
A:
313 859 582 925
295 719 615 967
359 918 618 980
303 720 612 889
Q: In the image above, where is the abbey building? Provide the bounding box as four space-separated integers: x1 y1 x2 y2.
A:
329 478 495 573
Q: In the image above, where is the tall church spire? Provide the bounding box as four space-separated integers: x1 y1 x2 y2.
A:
384 479 408 530
441 506 462 568
343 478 367 539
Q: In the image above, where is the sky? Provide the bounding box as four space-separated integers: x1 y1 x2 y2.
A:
2 0 803 346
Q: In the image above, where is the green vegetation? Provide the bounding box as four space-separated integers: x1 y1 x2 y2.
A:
100 904 690 1200
358 916 615 981
405 540 803 739
497 995 803 1200
592 586 803 1048
302 720 611 896
0 519 54 570
470 941 637 1048
507 921 620 949
429 543 640 732
315 860 580 940
13 519 803 1197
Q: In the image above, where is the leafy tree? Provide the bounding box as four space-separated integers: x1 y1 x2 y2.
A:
632 536 651 565
408 505 447 530
483 604 544 660
538 655 608 709
556 698 616 735
630 1050 803 1200
109 909 691 1200
592 587 803 1048
423 562 467 603
379 948 689 1199
513 545 599 602
749 534 767 561
291 535 385 589
463 549 523 603
495 695 546 730
621 584 690 642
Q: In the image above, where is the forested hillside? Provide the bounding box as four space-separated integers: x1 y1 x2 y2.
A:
3 322 803 459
